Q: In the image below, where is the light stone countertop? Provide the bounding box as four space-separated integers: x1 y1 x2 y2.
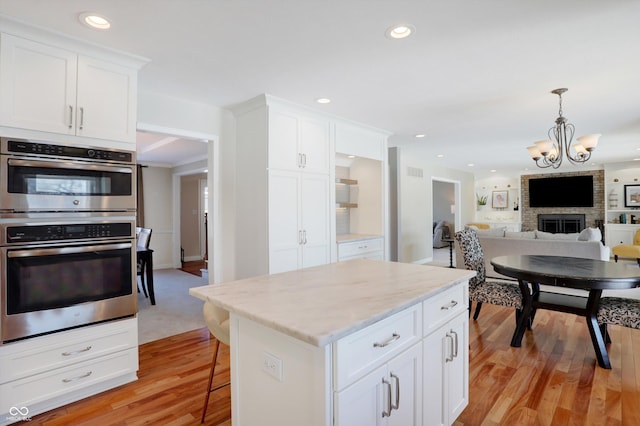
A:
189 259 475 347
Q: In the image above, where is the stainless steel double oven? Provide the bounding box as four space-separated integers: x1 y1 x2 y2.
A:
0 137 137 343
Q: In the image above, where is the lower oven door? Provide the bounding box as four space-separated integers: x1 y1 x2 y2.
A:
1 240 136 343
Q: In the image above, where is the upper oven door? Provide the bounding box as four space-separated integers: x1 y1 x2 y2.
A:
0 155 135 212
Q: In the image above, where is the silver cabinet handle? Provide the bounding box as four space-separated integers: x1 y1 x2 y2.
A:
297 153 303 168
373 333 400 348
298 230 303 244
68 105 74 129
62 346 92 356
62 371 92 383
445 333 454 362
303 230 307 244
451 330 459 358
79 107 84 130
382 378 392 418
390 372 400 411
302 153 307 167
440 300 458 310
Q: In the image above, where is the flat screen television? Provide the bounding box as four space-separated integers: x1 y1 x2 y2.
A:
528 175 594 207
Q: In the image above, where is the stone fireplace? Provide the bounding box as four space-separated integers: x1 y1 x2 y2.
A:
520 170 605 232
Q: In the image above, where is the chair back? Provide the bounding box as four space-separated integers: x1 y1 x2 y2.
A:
633 228 640 245
203 301 230 345
454 227 486 290
137 227 152 249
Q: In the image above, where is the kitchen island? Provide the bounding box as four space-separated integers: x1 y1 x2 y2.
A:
190 259 475 426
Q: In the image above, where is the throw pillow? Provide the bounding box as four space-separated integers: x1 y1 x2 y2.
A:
535 230 579 240
578 227 602 242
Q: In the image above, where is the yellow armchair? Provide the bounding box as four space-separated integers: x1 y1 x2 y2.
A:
611 228 640 266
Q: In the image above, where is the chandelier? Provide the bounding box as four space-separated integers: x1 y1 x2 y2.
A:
527 88 600 169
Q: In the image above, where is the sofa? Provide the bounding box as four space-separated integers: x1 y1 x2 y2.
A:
455 227 640 299
433 220 452 248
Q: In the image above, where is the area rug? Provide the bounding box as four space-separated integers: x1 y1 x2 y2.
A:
136 268 209 344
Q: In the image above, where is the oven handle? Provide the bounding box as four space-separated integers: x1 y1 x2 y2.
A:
7 242 132 258
7 158 133 174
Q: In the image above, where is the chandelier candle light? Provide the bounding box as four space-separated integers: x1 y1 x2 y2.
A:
527 88 600 169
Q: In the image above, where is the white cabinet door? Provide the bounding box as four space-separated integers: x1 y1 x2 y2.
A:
387 343 422 426
300 173 330 268
423 312 468 426
76 55 137 142
299 116 330 174
269 109 300 171
446 313 469 423
605 225 638 246
335 344 422 426
269 170 301 274
0 33 77 134
335 364 386 426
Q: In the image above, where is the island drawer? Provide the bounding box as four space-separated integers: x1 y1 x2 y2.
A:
423 283 468 336
333 303 422 390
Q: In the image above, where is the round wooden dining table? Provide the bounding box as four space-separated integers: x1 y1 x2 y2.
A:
490 254 640 369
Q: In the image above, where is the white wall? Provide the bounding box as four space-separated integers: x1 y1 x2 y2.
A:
141 166 173 268
137 91 236 282
393 145 475 264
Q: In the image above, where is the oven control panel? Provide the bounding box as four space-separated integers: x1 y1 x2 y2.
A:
3 138 134 164
5 223 133 243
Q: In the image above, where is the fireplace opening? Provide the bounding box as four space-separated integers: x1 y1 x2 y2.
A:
538 214 585 233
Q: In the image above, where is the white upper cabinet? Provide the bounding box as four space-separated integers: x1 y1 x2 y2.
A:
0 33 139 144
268 107 330 173
335 121 388 161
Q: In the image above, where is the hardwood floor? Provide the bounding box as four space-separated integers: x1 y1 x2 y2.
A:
29 303 640 425
181 260 207 277
31 328 231 425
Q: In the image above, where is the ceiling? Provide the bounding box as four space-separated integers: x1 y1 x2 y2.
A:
1 1 639 177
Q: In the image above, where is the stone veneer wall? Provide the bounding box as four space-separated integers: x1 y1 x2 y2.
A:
520 170 605 232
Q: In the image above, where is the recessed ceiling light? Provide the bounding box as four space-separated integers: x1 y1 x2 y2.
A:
490 169 497 173
79 12 111 30
386 24 415 39
347 155 356 159
414 134 425 138
316 98 331 104
436 154 444 158
467 163 475 167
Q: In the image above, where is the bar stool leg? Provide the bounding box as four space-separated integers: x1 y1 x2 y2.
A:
201 338 221 423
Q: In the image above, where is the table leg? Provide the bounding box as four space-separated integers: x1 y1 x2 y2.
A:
146 252 156 305
510 279 531 347
585 289 610 369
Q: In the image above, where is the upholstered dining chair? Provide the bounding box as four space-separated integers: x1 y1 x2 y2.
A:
136 227 152 297
454 227 524 321
201 301 231 423
611 228 640 266
597 296 640 345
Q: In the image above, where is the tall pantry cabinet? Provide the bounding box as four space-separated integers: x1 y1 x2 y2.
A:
233 95 333 278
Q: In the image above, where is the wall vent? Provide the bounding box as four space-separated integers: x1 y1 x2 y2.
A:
406 166 424 178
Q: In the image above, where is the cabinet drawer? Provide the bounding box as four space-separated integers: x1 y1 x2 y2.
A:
0 348 138 408
333 303 421 391
338 238 383 259
0 318 137 384
423 283 467 336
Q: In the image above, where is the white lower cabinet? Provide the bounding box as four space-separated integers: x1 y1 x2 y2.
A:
423 308 469 426
0 318 138 424
335 343 422 426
